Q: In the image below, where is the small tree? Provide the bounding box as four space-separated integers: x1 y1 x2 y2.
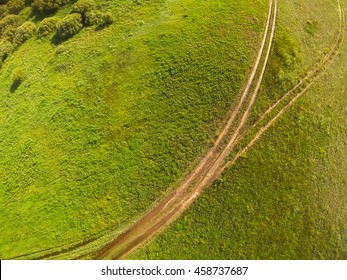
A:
37 16 59 37
13 21 36 46
11 67 25 85
56 13 82 40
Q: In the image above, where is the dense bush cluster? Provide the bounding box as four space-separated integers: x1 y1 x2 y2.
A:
7 0 25 14
0 14 22 41
0 39 12 61
0 14 37 63
0 0 114 66
72 0 113 26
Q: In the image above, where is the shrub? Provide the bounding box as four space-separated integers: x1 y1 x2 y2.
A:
72 0 95 15
84 10 102 26
11 67 25 84
0 13 21 30
13 21 36 46
31 0 69 13
7 0 25 14
0 39 12 61
102 12 114 25
0 5 9 20
37 16 59 37
0 14 22 40
56 13 82 40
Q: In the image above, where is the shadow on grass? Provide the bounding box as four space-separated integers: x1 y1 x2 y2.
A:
29 9 57 24
10 81 21 93
94 22 113 32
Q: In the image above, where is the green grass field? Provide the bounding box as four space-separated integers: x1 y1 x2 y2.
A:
0 0 268 258
130 0 347 259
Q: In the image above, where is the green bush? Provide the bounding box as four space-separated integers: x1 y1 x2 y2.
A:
31 0 69 13
72 0 95 15
7 0 25 14
84 10 102 26
13 21 36 46
0 13 21 30
0 39 12 61
56 13 82 40
11 67 25 84
102 12 114 25
0 14 22 40
0 5 9 20
37 16 59 37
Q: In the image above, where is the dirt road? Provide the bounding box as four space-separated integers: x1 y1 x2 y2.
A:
95 0 278 260
23 0 343 261
221 2 345 175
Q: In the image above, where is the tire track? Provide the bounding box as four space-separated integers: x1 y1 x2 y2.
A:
220 1 345 175
16 0 343 261
105 0 345 260
95 0 278 260
16 0 275 261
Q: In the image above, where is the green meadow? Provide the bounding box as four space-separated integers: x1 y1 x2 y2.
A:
131 0 347 259
0 0 268 258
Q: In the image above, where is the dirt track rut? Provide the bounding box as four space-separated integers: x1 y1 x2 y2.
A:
20 0 344 261
95 0 278 260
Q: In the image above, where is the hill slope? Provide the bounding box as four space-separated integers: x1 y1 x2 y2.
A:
0 0 267 258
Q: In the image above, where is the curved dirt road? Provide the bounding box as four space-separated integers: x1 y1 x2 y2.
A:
16 0 276 261
30 0 344 261
95 0 278 260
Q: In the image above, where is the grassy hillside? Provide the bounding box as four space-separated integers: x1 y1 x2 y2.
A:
131 0 347 259
0 0 268 258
